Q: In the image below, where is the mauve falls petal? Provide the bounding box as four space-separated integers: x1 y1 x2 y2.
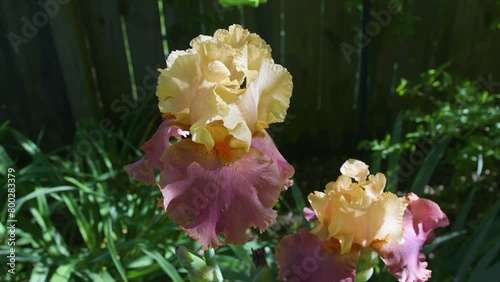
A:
276 228 359 282
371 193 449 282
251 130 295 188
124 118 189 185
159 136 291 249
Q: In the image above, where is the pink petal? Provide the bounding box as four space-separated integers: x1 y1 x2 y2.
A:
124 118 189 185
372 193 449 282
303 207 317 222
276 228 359 282
159 138 287 249
251 130 295 189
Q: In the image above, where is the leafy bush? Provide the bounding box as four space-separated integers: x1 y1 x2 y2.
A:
360 64 500 281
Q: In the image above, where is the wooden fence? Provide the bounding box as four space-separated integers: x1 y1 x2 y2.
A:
1 0 499 159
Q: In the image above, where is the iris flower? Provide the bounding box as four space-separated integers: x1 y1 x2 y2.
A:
125 25 294 249
276 159 449 282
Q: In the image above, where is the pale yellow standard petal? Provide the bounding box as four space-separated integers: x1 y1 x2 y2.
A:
325 175 352 193
157 52 202 124
189 90 231 150
340 159 370 182
308 191 331 239
156 24 292 153
363 173 387 199
166 50 190 68
237 58 293 132
205 60 231 82
214 24 253 48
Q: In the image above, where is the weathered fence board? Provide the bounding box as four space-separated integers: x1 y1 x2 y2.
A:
46 0 100 123
122 0 165 98
1 0 75 147
79 0 132 121
0 0 498 154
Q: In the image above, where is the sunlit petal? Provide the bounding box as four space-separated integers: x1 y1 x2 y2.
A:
371 193 449 282
238 58 293 132
158 137 288 249
340 159 370 183
124 118 189 185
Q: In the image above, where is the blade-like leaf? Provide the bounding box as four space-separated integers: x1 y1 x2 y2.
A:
387 111 403 192
141 245 183 282
411 135 451 194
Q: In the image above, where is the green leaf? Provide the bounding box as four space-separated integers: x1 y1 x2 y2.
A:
470 240 500 279
61 193 96 249
456 200 500 281
452 186 478 232
396 78 408 96
30 263 50 282
228 245 252 266
0 145 14 174
251 265 275 282
16 186 77 211
422 230 465 253
104 217 128 282
410 135 451 194
387 111 403 192
51 263 75 282
290 182 306 213
140 246 183 282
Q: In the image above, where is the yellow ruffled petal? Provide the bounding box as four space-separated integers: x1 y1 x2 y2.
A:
369 193 407 244
363 173 386 199
221 105 252 151
214 83 245 105
214 24 252 48
233 43 271 83
157 52 202 125
205 60 231 82
309 159 407 254
166 50 190 68
340 159 370 183
237 58 293 132
156 24 292 154
189 89 251 152
325 175 352 193
308 191 329 222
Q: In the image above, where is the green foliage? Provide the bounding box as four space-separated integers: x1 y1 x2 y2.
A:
362 63 499 187
361 64 500 281
0 123 188 281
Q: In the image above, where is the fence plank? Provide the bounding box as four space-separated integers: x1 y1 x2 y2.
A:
281 0 321 146
121 0 165 100
79 0 132 121
162 0 203 52
46 0 100 122
0 3 27 132
0 0 75 148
